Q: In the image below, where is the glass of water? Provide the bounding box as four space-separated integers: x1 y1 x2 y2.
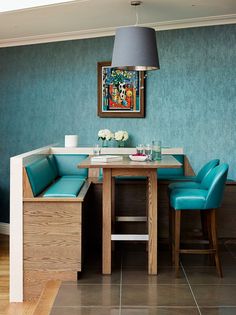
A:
145 144 152 161
93 144 101 156
136 144 144 155
152 141 162 160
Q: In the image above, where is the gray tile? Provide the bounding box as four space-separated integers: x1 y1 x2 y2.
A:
200 307 236 315
192 285 236 306
50 306 120 315
185 267 236 285
181 252 236 268
122 268 187 285
121 307 199 315
122 284 195 307
54 284 120 307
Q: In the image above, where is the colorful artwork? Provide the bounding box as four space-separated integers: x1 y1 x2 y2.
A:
98 62 145 118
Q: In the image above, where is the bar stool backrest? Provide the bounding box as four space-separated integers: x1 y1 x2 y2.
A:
201 163 229 209
195 159 220 183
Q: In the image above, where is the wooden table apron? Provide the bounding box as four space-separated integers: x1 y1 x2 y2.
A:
78 155 182 275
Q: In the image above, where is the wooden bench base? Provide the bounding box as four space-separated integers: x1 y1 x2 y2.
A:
23 200 85 299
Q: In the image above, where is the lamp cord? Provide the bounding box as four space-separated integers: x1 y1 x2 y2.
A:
135 5 139 25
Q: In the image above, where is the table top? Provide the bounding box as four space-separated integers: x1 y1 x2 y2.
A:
78 154 182 169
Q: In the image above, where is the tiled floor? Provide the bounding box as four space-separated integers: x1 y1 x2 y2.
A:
50 241 236 315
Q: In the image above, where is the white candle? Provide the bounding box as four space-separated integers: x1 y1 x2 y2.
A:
65 135 79 147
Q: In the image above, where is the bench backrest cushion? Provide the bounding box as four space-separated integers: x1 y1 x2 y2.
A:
157 155 184 177
25 157 56 196
47 155 59 178
53 154 88 178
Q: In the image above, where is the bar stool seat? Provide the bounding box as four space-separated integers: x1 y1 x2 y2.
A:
169 163 228 278
170 188 208 209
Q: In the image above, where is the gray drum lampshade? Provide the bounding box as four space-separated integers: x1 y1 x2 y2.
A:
111 26 160 71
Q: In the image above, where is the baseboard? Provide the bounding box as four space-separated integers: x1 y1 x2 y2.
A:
0 222 10 235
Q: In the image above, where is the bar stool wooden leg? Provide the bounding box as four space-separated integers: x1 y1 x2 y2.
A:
171 208 175 265
174 210 181 277
210 209 223 277
206 210 215 265
169 203 172 251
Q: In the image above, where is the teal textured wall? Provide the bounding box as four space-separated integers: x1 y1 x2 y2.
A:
0 24 235 222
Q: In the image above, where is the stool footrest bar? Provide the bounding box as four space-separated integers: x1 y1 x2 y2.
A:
111 234 149 241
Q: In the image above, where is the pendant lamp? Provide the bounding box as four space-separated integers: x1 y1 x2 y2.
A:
111 1 160 71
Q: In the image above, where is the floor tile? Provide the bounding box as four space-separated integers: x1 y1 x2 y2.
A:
122 284 195 307
53 284 120 307
200 307 236 315
122 268 187 285
192 285 236 306
181 252 236 268
185 267 236 285
121 307 199 314
50 306 120 315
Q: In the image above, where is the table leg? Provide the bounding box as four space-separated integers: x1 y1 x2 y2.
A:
103 168 112 274
148 169 158 274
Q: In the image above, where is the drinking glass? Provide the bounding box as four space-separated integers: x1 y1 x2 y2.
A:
136 144 144 155
93 144 101 156
152 140 162 160
145 144 152 161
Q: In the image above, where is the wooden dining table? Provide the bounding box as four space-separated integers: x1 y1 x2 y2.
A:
79 154 182 275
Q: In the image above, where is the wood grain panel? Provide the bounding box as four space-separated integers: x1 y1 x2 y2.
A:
23 202 82 299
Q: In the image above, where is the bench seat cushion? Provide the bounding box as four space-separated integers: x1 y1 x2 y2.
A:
43 177 85 198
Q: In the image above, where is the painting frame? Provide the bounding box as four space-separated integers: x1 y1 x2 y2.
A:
97 61 145 118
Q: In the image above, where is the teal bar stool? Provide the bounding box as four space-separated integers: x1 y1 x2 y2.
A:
168 159 220 191
169 163 228 277
168 159 220 241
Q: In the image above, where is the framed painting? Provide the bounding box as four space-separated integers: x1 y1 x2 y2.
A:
97 61 145 118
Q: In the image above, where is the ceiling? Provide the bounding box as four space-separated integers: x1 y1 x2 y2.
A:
0 0 235 47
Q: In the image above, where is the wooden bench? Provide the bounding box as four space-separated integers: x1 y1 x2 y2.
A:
23 154 91 299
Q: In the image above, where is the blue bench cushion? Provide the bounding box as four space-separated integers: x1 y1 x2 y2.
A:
26 157 56 196
157 155 184 179
47 155 58 178
53 154 88 178
43 177 85 198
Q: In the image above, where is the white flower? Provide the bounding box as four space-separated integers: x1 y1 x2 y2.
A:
114 130 129 142
98 129 114 141
123 131 129 141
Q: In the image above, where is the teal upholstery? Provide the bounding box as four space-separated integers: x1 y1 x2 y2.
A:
195 159 220 182
170 189 208 210
168 159 220 191
54 154 88 178
43 177 85 198
26 154 88 197
158 155 184 179
170 163 228 210
47 155 58 178
25 157 56 196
